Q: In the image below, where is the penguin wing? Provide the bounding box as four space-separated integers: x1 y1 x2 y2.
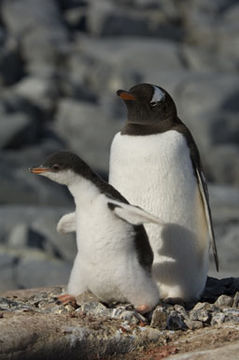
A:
195 167 219 271
107 199 164 226
57 212 76 234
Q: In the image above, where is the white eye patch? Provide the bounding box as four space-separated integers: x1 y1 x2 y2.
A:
150 86 165 104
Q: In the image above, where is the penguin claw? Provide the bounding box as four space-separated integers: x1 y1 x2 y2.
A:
135 304 151 314
57 294 77 306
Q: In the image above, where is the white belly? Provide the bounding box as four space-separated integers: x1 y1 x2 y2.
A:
67 195 159 308
109 130 209 300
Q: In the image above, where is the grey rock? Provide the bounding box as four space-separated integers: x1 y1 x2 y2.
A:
7 221 75 261
64 7 87 31
233 292 239 308
75 290 99 305
167 310 187 330
189 302 219 324
0 206 71 240
217 21 239 71
177 73 239 147
206 145 239 185
15 249 71 289
54 98 121 172
190 308 210 323
208 113 239 146
13 76 59 113
0 151 72 205
0 252 18 291
150 304 168 328
211 223 239 279
208 184 239 223
0 252 17 268
2 0 69 72
87 0 150 37
184 319 203 330
211 312 226 326
215 295 233 307
77 301 146 324
223 308 239 323
0 36 23 86
110 305 146 324
181 0 239 72
79 301 110 317
87 0 182 39
70 36 183 95
8 223 29 248
0 266 18 292
31 217 76 262
0 113 38 149
0 297 25 311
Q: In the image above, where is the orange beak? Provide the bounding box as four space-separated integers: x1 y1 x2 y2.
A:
30 167 50 174
117 90 136 101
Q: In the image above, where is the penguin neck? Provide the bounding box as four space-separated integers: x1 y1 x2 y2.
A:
121 115 181 136
68 176 100 207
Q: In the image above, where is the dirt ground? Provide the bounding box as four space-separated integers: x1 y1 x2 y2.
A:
108 323 239 360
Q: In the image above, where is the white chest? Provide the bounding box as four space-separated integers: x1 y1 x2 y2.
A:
109 130 197 227
75 195 134 258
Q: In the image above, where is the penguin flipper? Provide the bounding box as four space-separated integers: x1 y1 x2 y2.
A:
57 212 76 234
195 168 219 271
107 200 164 226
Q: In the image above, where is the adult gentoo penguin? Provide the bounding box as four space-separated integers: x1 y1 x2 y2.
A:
109 83 219 302
30 151 162 313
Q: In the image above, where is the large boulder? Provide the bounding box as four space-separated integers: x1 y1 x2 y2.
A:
1 0 69 75
54 98 121 173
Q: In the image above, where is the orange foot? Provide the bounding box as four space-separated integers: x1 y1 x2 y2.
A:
135 304 151 314
57 294 77 306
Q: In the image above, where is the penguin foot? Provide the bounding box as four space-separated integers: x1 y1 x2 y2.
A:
135 304 151 314
163 297 185 306
57 294 77 307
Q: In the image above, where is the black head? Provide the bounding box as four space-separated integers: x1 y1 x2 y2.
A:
30 151 95 185
117 83 178 131
41 151 91 174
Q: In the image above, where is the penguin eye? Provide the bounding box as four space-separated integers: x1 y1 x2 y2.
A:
52 164 60 171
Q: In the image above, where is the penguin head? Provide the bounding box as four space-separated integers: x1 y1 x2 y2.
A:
30 151 93 186
117 83 177 125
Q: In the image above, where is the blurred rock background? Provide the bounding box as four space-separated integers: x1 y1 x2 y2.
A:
0 0 238 292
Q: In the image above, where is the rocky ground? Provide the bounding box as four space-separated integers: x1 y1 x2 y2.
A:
0 2 239 359
1 277 239 360
0 1 238 292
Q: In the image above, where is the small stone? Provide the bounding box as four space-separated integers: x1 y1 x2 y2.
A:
167 310 187 330
215 295 233 307
192 302 207 311
139 327 161 343
223 308 239 323
78 301 110 317
111 306 146 324
75 291 99 305
184 319 203 330
13 76 58 112
150 305 168 329
233 292 239 308
174 304 189 319
190 303 213 323
211 312 226 326
0 113 37 149
194 309 210 323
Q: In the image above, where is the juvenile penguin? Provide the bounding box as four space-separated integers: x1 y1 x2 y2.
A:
109 83 219 302
30 151 161 313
